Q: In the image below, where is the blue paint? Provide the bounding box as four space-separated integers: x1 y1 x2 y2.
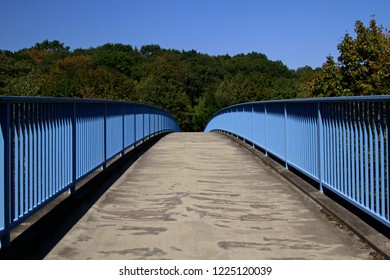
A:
0 104 5 234
205 96 390 229
0 97 180 248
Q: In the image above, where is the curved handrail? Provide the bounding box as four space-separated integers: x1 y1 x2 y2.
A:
205 96 390 229
0 96 180 247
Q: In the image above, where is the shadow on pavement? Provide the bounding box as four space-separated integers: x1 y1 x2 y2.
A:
0 133 170 260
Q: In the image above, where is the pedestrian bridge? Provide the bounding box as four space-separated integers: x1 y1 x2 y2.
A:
0 96 389 259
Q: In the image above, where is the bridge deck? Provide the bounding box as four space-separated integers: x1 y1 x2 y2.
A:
45 133 374 259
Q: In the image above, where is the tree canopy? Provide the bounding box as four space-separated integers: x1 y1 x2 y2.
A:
1 41 315 131
4 18 387 131
312 18 390 96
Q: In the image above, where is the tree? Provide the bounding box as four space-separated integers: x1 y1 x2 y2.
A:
1 39 315 131
313 18 390 96
312 56 343 96
92 43 141 79
33 40 70 52
140 44 162 57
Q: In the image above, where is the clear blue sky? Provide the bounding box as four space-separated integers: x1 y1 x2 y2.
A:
1 0 389 69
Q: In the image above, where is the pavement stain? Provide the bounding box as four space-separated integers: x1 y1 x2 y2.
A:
250 203 276 209
99 247 167 259
58 246 80 258
240 214 277 222
98 208 175 222
218 241 272 251
190 195 232 204
193 204 248 213
118 226 167 235
218 238 331 252
250 226 273 231
185 206 234 220
77 234 93 242
145 193 186 207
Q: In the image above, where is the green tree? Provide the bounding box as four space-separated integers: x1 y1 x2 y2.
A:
313 18 390 96
1 39 316 131
140 44 162 57
92 43 141 79
33 39 70 52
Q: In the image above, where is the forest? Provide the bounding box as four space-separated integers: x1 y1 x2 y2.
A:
1 19 388 131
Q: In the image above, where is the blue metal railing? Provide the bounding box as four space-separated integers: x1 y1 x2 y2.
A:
0 96 180 247
205 96 390 229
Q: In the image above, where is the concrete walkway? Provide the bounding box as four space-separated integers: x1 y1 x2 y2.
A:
45 133 375 259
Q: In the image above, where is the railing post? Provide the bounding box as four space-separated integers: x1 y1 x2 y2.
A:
252 104 255 148
142 106 145 143
264 104 268 155
121 103 125 156
0 103 5 247
149 109 151 139
70 102 76 194
1 102 11 247
387 102 390 222
317 102 323 192
103 103 107 169
133 106 136 148
284 102 288 168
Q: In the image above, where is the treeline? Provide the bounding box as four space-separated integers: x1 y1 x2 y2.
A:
1 19 388 131
0 41 316 131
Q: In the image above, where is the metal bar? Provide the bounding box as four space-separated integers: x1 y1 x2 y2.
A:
122 104 125 156
387 103 390 221
364 102 370 208
342 103 347 196
284 102 288 168
0 102 11 247
374 103 380 214
353 102 358 202
380 103 385 217
265 104 268 155
370 103 375 211
318 102 323 192
332 103 338 190
359 103 364 205
347 102 352 199
14 104 19 221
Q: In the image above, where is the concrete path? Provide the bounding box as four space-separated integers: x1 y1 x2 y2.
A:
45 133 375 259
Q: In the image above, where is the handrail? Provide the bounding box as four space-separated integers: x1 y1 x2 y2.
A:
205 96 390 229
0 96 180 247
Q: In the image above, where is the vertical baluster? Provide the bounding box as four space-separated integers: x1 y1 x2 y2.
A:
364 103 369 208
353 102 357 201
374 103 379 214
336 103 341 192
387 102 390 221
380 102 385 217
322 103 327 184
352 102 357 202
341 103 347 196
359 103 364 205
32 103 37 208
13 104 19 220
20 103 26 214
369 102 375 211
350 102 354 199
35 103 40 205
0 102 12 247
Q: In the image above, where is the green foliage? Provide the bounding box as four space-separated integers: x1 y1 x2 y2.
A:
3 20 386 130
33 39 70 52
1 39 314 131
313 18 390 96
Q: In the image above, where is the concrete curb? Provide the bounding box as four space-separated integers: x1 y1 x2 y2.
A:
218 132 390 260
